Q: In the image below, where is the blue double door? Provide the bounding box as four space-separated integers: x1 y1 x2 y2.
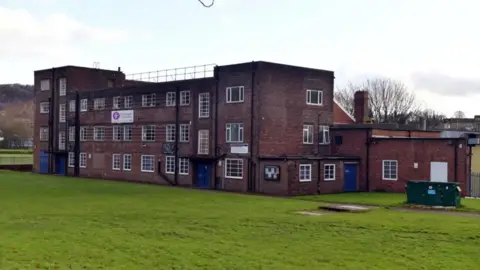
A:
196 163 212 189
39 151 49 173
344 163 358 192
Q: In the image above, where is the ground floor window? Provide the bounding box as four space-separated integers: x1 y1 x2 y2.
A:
68 152 75 167
123 154 132 171
141 155 155 172
324 164 335 181
79 153 87 168
112 154 121 170
299 164 312 182
165 156 175 174
179 158 189 175
382 160 398 180
225 158 243 179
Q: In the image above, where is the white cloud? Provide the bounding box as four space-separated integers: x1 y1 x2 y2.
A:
0 7 130 59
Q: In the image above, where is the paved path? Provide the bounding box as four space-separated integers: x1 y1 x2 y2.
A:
390 207 480 218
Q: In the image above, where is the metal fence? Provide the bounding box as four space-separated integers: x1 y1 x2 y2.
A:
126 64 216 83
470 172 480 198
0 156 33 165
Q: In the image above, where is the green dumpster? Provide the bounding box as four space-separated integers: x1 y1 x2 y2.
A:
405 181 461 207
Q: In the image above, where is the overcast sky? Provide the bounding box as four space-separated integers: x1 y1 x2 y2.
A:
0 0 478 117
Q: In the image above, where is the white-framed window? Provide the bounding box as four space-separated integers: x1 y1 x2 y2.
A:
40 102 50 114
142 125 156 142
180 90 190 106
39 127 49 141
226 123 243 143
80 99 88 112
113 96 122 109
58 131 66 150
124 96 133 109
69 100 76 112
94 98 105 110
226 86 244 103
319 125 330 144
141 155 155 172
142 94 156 107
94 126 105 141
299 164 312 182
306 89 323 105
112 154 121 171
68 126 75 142
68 152 75 167
165 156 175 174
382 160 398 181
166 124 176 142
166 92 176 106
113 126 122 141
324 164 335 181
225 158 243 179
59 103 66 123
179 158 189 175
80 126 87 141
40 79 50 91
59 78 67 96
198 92 210 118
303 124 313 144
198 129 209 155
123 154 132 171
79 153 87 168
180 124 189 142
123 125 132 141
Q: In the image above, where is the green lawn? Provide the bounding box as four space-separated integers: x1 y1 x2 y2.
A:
1 171 480 269
300 192 480 212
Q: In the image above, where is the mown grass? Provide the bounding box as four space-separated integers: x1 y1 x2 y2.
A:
300 192 480 212
0 171 480 269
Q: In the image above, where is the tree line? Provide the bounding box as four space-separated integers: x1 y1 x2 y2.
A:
335 77 466 129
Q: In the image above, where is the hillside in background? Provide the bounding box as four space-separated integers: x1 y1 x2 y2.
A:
0 84 34 138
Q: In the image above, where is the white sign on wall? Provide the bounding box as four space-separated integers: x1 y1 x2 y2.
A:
230 144 249 154
111 110 134 123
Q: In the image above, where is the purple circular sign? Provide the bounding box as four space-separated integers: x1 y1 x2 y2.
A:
113 112 120 120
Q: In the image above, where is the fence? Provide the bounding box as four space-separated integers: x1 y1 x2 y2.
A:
126 64 216 83
470 172 480 198
0 156 33 165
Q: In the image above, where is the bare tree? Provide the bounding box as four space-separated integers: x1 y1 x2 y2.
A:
410 109 446 129
335 78 419 124
452 110 466 118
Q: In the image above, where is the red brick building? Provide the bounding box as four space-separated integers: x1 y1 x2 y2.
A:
34 61 364 195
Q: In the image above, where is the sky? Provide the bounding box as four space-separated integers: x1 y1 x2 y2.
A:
0 0 479 117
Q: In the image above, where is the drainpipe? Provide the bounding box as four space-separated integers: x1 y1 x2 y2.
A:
74 91 80 177
365 129 371 192
213 66 219 189
48 67 56 173
248 61 256 192
174 86 180 185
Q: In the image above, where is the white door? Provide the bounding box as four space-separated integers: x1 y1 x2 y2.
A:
430 162 448 183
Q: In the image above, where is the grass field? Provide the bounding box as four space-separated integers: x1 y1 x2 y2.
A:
300 192 480 212
0 148 33 165
1 171 480 269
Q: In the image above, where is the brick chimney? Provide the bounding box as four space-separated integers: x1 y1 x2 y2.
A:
354 91 368 124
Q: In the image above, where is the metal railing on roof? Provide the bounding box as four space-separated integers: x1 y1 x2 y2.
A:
126 63 216 83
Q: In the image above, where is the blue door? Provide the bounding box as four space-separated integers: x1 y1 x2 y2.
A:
344 163 358 192
39 151 49 173
196 163 211 189
55 156 66 175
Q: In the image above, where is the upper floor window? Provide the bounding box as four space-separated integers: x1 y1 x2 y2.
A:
80 126 88 141
59 104 66 123
199 93 210 118
59 78 67 96
40 102 50 114
180 91 190 106
166 92 176 107
142 94 156 107
69 100 76 112
40 79 50 91
303 124 313 144
39 127 49 141
94 98 105 110
80 99 88 112
306 89 323 105
226 86 244 103
179 124 190 142
113 96 122 109
94 126 105 141
124 96 133 109
166 124 176 142
319 125 330 144
58 131 66 150
226 123 244 143
142 125 156 142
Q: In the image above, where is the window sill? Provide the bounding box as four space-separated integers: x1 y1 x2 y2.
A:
141 170 155 173
226 101 245 104
225 176 243 180
306 103 323 106
299 179 312 182
324 178 335 181
382 178 397 181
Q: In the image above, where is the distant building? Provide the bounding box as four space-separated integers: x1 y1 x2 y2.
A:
443 116 480 131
